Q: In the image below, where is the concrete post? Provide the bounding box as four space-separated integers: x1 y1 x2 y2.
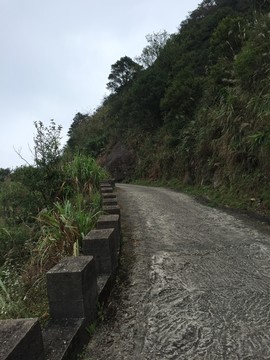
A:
46 256 97 323
0 318 44 360
103 204 120 216
96 214 120 250
102 193 117 199
83 228 117 275
100 187 113 193
102 198 118 206
99 182 111 187
100 179 115 187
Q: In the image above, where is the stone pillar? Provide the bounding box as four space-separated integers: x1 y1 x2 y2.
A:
0 318 44 360
83 228 116 275
102 192 117 199
103 204 120 216
102 198 118 206
46 256 97 323
96 214 121 250
100 182 111 187
100 179 115 187
100 186 113 193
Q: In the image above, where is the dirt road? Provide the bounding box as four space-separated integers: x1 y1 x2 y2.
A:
84 184 270 359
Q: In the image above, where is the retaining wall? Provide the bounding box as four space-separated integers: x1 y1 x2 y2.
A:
0 180 120 360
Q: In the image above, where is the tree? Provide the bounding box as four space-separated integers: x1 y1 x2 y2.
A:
215 0 269 13
136 30 170 68
234 14 270 91
33 120 62 167
210 16 246 62
0 168 10 182
106 56 143 93
32 120 63 204
160 68 203 123
67 112 89 150
67 112 89 138
120 67 167 129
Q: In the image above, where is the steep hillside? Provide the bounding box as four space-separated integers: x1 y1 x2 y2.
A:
66 0 270 214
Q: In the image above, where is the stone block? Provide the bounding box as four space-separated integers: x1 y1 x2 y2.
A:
102 192 117 199
46 256 97 322
97 274 114 305
100 186 113 193
102 198 118 206
96 214 120 249
103 204 120 216
43 318 85 360
0 318 44 360
100 179 115 187
83 228 116 275
100 182 111 187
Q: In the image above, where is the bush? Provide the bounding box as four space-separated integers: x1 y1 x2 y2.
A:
0 117 108 321
0 181 42 223
0 225 32 266
0 262 27 319
63 154 108 197
234 15 270 91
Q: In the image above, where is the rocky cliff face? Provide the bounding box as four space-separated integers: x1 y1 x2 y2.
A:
99 143 135 182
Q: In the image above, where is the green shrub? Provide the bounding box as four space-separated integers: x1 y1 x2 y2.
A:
0 181 42 223
0 262 27 319
0 225 32 266
63 154 108 196
234 15 270 91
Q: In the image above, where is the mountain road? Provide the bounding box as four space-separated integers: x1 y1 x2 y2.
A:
84 183 270 360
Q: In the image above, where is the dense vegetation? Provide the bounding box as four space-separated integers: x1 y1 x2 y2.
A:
67 0 270 214
0 120 107 320
1 0 269 321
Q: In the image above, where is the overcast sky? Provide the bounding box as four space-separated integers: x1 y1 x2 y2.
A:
0 0 200 169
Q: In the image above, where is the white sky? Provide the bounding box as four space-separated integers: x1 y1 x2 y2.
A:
0 0 201 169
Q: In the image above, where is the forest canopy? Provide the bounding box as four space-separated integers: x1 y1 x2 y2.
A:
66 0 270 212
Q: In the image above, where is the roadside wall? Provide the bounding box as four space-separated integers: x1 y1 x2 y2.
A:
0 180 120 360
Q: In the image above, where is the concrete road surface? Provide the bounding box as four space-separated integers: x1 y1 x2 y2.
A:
84 184 270 360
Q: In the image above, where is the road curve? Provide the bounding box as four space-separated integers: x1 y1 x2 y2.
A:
85 184 270 360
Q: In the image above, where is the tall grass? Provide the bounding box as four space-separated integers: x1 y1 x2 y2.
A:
0 154 107 320
64 155 108 195
0 263 28 319
27 192 102 279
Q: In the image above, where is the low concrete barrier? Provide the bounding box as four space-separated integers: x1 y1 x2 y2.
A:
102 192 117 199
83 228 117 275
43 256 98 360
46 256 97 322
97 214 121 250
103 204 121 216
100 179 115 187
100 186 113 193
0 318 44 360
43 318 86 360
100 182 111 187
103 198 118 206
0 179 120 360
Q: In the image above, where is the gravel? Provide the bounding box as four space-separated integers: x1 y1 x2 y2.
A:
84 184 270 360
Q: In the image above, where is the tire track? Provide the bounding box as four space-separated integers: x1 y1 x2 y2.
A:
84 184 270 360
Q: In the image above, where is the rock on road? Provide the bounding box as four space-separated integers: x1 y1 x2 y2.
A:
84 184 270 360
